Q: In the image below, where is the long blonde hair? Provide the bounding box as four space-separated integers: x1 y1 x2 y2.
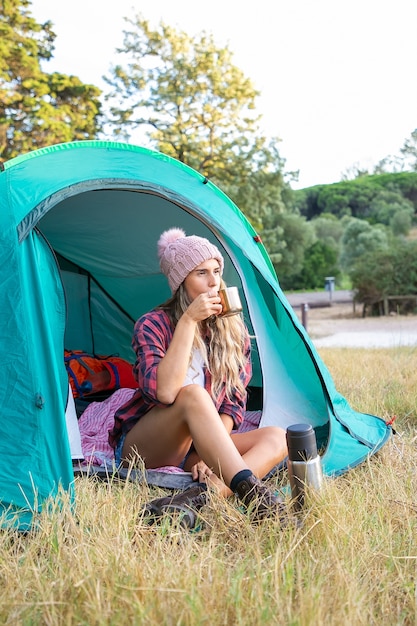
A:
158 280 249 401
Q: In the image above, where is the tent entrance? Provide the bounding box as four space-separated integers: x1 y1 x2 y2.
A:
38 187 253 359
37 187 265 412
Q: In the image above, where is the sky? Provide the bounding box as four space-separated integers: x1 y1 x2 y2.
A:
30 0 417 189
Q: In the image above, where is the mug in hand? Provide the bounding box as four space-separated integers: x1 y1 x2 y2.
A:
218 286 243 317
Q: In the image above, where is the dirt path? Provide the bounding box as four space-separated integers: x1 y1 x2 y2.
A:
294 302 417 346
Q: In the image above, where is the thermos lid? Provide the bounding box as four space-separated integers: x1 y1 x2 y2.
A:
286 423 318 461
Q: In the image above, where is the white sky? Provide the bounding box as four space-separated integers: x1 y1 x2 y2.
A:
30 0 417 189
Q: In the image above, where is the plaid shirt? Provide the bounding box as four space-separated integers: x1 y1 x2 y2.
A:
108 309 252 448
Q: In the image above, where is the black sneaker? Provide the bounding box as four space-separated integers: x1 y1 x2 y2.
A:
234 474 286 522
142 483 208 529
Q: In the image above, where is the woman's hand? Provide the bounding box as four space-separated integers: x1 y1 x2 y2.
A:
190 459 214 483
184 291 222 322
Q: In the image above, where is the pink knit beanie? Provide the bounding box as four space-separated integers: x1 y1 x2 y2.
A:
157 227 224 293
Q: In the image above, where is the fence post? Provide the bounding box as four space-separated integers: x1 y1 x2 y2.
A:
301 303 309 330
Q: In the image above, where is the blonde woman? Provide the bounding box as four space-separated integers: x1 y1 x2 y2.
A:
109 228 288 524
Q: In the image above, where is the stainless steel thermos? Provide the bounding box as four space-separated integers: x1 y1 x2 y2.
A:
286 423 323 510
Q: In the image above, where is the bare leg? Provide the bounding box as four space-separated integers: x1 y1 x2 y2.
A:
231 426 288 478
184 426 287 497
122 385 249 486
122 385 288 494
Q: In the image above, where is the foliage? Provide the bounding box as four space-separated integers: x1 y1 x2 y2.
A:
399 127 417 171
287 240 340 291
270 212 315 284
221 140 290 231
0 0 102 163
389 207 414 236
294 172 417 221
103 15 294 248
292 173 417 290
368 190 414 234
3 4 414 294
105 16 267 181
339 218 389 273
343 129 417 177
350 239 417 304
310 213 345 246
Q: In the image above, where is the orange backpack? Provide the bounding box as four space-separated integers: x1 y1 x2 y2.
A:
64 350 137 398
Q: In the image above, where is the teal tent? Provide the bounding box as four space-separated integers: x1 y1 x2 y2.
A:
0 141 391 530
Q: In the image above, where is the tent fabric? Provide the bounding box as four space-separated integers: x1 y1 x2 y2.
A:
0 141 391 530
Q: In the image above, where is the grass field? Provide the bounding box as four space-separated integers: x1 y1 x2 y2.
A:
0 346 416 625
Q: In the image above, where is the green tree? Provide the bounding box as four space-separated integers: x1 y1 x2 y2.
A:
104 14 297 266
290 240 340 290
369 190 413 221
223 141 288 227
310 213 345 248
390 209 414 236
272 213 315 286
0 0 102 163
339 218 389 273
375 128 417 174
351 239 417 306
103 15 286 192
294 173 417 220
400 128 417 171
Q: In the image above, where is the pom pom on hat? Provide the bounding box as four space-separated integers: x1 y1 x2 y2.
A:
157 227 186 260
158 227 224 293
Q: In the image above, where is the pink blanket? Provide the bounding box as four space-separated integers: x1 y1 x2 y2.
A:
78 388 261 471
78 388 135 467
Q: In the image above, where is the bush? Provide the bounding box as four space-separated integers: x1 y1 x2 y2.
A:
288 241 340 290
294 172 417 220
350 239 417 312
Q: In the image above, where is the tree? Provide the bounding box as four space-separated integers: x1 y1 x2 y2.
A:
341 162 371 180
400 128 417 171
222 140 288 226
103 15 286 191
104 14 298 266
294 172 417 220
310 213 345 248
368 191 414 235
290 240 340 291
389 209 414 237
350 239 417 310
0 0 102 163
373 154 405 175
271 213 315 286
339 218 389 273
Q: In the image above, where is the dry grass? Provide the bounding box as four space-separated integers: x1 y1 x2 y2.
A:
319 347 417 428
1 347 416 625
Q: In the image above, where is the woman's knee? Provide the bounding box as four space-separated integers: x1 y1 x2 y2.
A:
259 426 288 452
175 384 212 411
174 385 220 428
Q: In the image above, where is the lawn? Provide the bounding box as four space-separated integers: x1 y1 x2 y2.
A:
0 347 416 625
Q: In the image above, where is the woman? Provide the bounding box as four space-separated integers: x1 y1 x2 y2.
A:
109 228 288 523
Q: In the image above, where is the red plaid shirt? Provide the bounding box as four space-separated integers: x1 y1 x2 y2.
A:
108 309 252 448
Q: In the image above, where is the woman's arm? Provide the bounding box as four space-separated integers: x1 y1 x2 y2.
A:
156 292 220 404
155 313 197 404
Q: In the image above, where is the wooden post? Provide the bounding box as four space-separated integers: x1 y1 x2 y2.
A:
301 303 309 330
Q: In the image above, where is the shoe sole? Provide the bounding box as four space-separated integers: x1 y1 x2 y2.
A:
142 502 197 529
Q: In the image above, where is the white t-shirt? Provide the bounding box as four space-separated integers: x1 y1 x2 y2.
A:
182 348 205 387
